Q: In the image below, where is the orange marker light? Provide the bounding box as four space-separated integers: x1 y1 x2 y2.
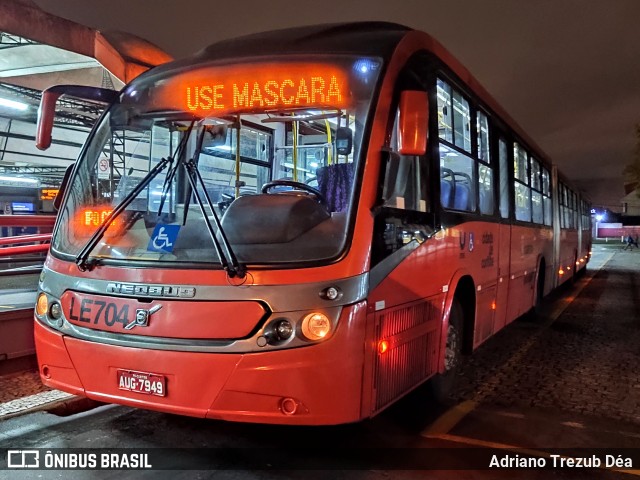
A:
300 312 331 341
378 340 389 354
36 292 48 316
491 300 497 311
559 268 565 276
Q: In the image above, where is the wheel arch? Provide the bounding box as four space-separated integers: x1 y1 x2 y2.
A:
438 270 476 372
536 254 547 300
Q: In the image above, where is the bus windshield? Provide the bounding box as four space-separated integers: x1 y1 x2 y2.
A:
52 56 382 268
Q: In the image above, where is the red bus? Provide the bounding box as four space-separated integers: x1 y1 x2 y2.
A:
34 22 591 425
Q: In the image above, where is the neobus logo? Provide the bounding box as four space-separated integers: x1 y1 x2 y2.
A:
106 283 196 298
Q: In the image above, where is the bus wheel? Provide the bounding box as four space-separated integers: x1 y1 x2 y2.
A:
532 262 545 318
429 299 463 403
570 254 578 285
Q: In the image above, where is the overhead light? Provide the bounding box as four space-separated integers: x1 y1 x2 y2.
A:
205 145 232 152
0 97 28 111
0 175 39 184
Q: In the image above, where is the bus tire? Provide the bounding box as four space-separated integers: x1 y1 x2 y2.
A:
570 253 578 285
530 261 546 319
429 298 463 403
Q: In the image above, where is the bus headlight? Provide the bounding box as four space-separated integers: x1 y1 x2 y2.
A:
49 302 64 327
262 318 295 346
300 312 332 341
274 319 294 340
36 293 48 317
49 302 62 320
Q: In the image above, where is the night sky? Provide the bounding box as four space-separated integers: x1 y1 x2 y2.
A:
32 0 640 211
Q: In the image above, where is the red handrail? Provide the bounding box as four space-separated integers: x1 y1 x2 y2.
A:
0 234 52 246
0 215 56 260
0 243 50 256
0 215 56 227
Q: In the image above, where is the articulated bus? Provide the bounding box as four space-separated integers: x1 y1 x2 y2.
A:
33 22 591 425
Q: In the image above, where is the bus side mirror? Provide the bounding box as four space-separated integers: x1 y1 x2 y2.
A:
335 126 353 156
53 163 74 211
398 90 429 156
36 89 63 150
36 85 118 150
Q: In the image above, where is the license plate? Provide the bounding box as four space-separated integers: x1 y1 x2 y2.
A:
117 369 166 397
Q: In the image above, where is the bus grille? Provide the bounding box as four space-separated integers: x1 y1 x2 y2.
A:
373 300 439 411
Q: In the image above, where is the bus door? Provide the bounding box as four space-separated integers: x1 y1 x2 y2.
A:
493 136 511 331
365 65 441 414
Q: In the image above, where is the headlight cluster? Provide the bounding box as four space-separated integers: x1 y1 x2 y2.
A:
36 292 64 328
260 311 334 347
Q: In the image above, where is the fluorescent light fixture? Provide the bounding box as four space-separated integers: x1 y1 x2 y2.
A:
205 145 232 152
0 175 39 184
0 97 28 111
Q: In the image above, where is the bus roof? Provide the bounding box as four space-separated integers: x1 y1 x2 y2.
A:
136 22 405 77
128 22 582 197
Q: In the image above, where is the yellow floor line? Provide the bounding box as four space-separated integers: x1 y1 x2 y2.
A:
423 400 477 436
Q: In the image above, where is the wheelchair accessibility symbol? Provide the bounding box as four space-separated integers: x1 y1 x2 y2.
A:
148 224 180 253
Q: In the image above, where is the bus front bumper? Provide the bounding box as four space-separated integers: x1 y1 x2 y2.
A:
34 304 366 425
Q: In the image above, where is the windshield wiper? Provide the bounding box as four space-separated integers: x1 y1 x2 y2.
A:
75 121 195 271
75 157 173 271
181 127 246 279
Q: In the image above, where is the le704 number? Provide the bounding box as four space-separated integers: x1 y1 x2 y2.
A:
69 297 130 328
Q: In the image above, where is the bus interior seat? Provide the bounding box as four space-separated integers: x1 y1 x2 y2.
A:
453 182 469 210
441 168 473 211
441 168 455 208
316 162 355 213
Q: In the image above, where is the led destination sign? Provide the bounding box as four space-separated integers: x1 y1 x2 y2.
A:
149 63 352 115
186 75 344 111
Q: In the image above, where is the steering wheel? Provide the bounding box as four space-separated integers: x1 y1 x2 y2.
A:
261 180 326 204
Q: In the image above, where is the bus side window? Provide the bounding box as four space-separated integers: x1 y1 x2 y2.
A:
477 111 494 215
498 138 510 218
437 78 475 212
513 142 531 222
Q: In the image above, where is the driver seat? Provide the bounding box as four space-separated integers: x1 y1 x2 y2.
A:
316 162 355 213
